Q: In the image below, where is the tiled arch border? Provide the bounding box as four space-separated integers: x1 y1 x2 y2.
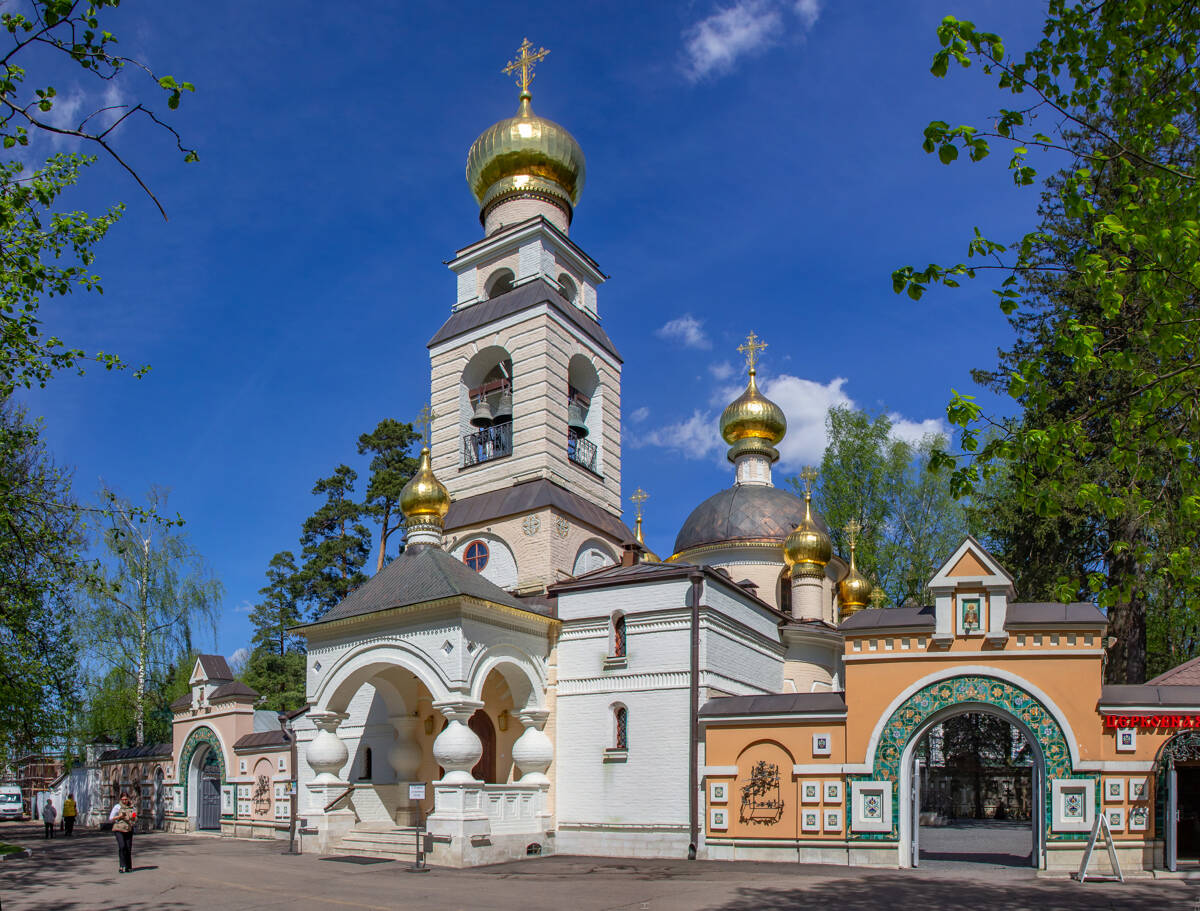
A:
849 674 1088 843
177 725 226 818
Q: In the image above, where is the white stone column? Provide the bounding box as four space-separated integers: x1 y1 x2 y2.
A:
791 570 824 622
512 709 553 785
304 711 354 851
427 700 489 860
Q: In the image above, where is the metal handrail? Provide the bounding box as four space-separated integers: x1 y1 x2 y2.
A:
567 432 598 472
462 421 513 467
322 784 355 813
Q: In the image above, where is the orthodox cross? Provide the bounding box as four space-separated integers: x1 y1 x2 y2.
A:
415 403 437 449
737 331 767 372
799 466 819 496
631 487 649 521
503 38 550 94
870 587 888 609
844 519 862 548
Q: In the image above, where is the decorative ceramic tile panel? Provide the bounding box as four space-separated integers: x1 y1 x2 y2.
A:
801 809 820 833
824 781 843 803
823 809 843 833
801 781 820 804
1104 778 1125 802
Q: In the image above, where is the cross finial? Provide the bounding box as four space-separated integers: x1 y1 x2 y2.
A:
870 588 887 609
503 38 550 96
415 404 437 448
736 331 767 373
799 466 819 495
844 519 862 547
630 487 649 520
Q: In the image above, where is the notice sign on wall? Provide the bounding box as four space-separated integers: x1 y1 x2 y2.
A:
1104 714 1200 729
408 783 427 801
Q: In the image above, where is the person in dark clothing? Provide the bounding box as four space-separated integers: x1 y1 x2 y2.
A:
108 792 136 872
42 799 56 838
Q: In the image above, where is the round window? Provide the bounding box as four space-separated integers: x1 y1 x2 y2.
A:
464 540 489 572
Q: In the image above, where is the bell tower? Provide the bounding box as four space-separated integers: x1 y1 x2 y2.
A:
425 40 631 594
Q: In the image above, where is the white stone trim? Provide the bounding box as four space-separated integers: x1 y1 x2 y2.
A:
850 781 891 833
1051 778 1095 833
699 713 846 726
843 649 1105 662
703 766 739 777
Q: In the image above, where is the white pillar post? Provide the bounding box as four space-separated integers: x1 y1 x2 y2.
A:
512 709 553 785
427 699 489 859
304 710 354 851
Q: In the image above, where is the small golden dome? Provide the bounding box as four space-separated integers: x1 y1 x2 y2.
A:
720 334 786 464
635 517 660 563
784 490 832 576
400 447 450 522
465 91 586 225
838 540 872 616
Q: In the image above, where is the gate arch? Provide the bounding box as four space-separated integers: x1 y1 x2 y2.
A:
857 674 1074 867
178 726 226 818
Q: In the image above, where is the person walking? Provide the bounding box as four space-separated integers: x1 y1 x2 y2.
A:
108 792 136 873
62 793 77 836
42 799 56 839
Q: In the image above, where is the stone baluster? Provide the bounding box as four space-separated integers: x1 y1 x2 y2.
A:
512 709 553 785
431 701 484 785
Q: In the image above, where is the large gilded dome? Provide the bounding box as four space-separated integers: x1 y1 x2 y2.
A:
465 91 586 224
400 447 450 522
719 368 786 464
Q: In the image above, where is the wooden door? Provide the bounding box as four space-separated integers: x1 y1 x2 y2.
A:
470 711 497 784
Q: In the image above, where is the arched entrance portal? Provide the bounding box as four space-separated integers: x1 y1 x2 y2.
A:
1156 730 1200 870
179 726 226 832
865 674 1074 870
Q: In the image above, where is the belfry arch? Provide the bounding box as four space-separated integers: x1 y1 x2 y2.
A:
862 673 1074 869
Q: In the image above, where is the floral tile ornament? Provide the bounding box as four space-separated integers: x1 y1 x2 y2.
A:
1106 807 1125 831
1104 778 1125 802
801 809 820 833
824 781 843 803
1128 777 1150 802
802 781 821 804
1129 805 1149 831
709 807 728 831
823 809 843 832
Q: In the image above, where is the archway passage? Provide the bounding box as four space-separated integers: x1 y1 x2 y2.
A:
197 749 221 830
1156 730 1200 870
914 711 1035 869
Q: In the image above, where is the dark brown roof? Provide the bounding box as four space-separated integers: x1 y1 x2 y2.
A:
1004 602 1107 627
700 692 847 718
195 654 233 681
839 605 935 632
209 681 260 703
444 478 634 545
427 277 620 362
547 560 781 616
1149 656 1200 686
673 484 822 555
169 693 192 711
99 743 172 762
234 730 288 752
1099 685 1200 708
306 543 545 627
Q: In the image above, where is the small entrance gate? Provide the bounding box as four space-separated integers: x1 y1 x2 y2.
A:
199 752 221 830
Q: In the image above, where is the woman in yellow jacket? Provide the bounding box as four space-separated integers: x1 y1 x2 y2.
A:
62 793 77 836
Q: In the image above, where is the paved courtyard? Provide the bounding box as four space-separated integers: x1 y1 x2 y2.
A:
0 821 1195 911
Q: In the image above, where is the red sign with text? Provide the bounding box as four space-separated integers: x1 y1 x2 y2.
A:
1104 714 1200 729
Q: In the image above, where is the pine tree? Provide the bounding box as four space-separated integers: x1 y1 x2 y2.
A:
357 419 421 572
249 551 304 656
299 466 371 619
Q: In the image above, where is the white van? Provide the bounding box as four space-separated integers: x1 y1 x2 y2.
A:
0 785 23 821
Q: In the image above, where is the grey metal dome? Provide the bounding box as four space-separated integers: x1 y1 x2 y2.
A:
672 485 830 556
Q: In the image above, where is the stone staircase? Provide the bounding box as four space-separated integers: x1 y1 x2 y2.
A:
347 784 398 826
333 825 423 861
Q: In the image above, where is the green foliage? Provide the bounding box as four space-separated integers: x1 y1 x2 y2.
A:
895 3 1200 682
299 465 370 619
240 648 306 714
250 551 304 655
0 402 80 767
796 406 969 607
0 1 196 396
357 418 421 571
85 488 222 744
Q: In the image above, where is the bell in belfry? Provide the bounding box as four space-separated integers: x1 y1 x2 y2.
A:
567 398 589 437
471 394 494 428
493 387 513 424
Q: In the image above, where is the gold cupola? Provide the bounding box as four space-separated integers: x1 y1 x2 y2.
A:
631 487 660 563
401 406 451 547
838 520 873 616
465 40 586 228
720 332 786 465
784 468 832 578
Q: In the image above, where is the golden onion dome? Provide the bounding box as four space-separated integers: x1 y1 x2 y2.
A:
400 447 450 522
838 541 873 617
719 367 787 463
784 490 832 576
465 90 586 224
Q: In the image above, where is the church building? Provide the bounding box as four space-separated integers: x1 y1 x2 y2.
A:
155 41 1200 874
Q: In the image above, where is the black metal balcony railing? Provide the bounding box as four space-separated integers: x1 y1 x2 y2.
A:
567 431 598 473
462 421 512 467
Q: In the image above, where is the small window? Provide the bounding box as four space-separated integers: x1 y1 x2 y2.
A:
557 272 578 303
613 615 627 658
486 269 515 298
360 748 372 781
614 706 628 750
464 540 489 572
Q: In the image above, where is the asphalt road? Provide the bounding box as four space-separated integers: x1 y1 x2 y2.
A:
0 820 1195 911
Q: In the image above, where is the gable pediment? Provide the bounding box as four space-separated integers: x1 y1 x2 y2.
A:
927 535 1014 595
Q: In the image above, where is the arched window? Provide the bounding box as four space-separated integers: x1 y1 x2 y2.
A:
464 540 489 572
360 747 373 781
612 614 627 658
614 706 628 751
486 268 515 298
557 272 578 304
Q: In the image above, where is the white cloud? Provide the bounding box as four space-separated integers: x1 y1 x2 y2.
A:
656 314 711 349
794 0 822 28
682 0 822 81
629 406 650 423
636 372 945 471
709 361 735 381
889 415 949 445
234 599 253 614
228 647 250 673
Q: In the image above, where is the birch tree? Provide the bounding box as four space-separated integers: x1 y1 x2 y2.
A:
86 486 221 745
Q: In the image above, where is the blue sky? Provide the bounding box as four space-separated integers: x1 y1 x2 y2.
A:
21 1 1050 664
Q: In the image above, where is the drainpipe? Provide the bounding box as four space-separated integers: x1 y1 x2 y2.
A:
688 570 704 860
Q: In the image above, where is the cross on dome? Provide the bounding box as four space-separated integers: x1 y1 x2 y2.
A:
799 466 819 495
737 331 767 373
415 403 437 448
503 38 550 96
630 487 649 520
